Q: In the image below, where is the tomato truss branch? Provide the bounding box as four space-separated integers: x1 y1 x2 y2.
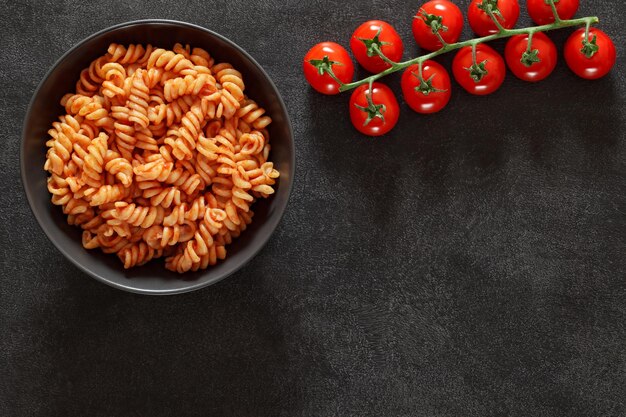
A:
338 15 599 92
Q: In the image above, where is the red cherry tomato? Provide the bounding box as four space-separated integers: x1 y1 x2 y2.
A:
527 0 579 25
452 44 506 95
303 42 354 95
505 32 557 82
564 28 616 80
349 82 400 136
350 20 404 74
412 0 464 52
401 61 452 113
468 0 520 36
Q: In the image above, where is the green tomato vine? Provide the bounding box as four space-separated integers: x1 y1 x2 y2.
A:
329 0 599 93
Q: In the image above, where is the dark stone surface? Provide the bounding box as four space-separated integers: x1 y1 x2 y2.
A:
1 1 624 416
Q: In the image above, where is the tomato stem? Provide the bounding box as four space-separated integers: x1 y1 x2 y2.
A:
546 0 562 23
521 32 541 67
484 4 508 34
358 27 393 62
308 56 346 87
371 43 397 67
581 21 600 58
478 0 504 21
418 8 450 47
339 16 599 92
355 79 386 126
466 43 489 82
525 32 534 53
411 72 447 95
326 69 345 87
433 30 449 48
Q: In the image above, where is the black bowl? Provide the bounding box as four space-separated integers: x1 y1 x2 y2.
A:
20 20 294 295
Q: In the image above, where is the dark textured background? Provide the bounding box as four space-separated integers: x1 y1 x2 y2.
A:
1 0 625 416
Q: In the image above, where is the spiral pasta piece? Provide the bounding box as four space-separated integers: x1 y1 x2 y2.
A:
142 185 181 208
147 48 196 75
81 132 109 188
213 63 245 93
143 221 196 248
112 118 135 160
163 203 188 227
127 69 150 128
239 131 265 155
67 207 96 227
104 153 133 187
100 63 127 98
164 236 226 273
61 94 115 129
132 161 164 181
47 174 71 206
108 43 153 65
89 184 126 206
163 96 195 126
75 56 107 96
214 133 239 176
135 127 158 152
163 74 216 101
238 99 272 130
195 152 217 185
45 115 82 175
164 99 208 160
185 196 210 221
107 202 165 228
118 242 163 269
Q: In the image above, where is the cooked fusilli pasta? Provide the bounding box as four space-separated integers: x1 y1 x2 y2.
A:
44 43 279 273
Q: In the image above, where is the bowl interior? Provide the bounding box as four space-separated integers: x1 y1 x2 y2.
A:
21 21 294 294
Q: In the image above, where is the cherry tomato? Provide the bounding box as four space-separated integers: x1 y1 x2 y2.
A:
412 0 464 52
564 28 616 80
452 44 506 95
505 32 557 82
350 20 404 74
349 83 400 136
401 61 452 113
527 0 579 25
468 0 520 36
303 42 354 95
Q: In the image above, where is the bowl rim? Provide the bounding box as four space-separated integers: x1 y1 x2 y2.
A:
20 19 295 295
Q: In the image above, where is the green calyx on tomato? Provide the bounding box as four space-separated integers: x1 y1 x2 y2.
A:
418 8 448 35
477 0 503 19
304 42 354 95
357 28 390 58
412 72 447 96
505 33 556 82
354 91 386 126
544 0 559 4
521 49 541 67
308 55 344 76
349 83 399 135
466 60 489 82
580 34 599 58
